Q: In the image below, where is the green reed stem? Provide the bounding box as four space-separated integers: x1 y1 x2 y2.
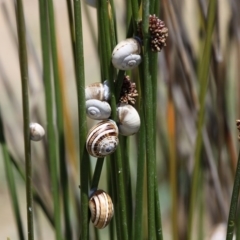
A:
73 1 90 239
15 1 33 239
187 0 217 239
133 100 146 240
47 1 72 239
91 158 104 189
142 1 157 239
38 1 62 239
0 110 25 240
226 150 240 240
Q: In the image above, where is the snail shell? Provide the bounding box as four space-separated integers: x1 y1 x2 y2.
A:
117 103 141 136
85 80 110 101
89 189 114 229
86 99 111 120
112 38 142 70
86 120 119 157
29 123 45 141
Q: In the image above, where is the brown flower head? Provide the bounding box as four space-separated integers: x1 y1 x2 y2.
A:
119 76 138 105
137 14 168 52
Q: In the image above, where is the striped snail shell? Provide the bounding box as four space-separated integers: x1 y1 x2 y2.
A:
29 123 45 141
86 120 119 157
112 38 142 70
117 103 141 136
86 99 111 120
85 80 110 101
89 189 114 229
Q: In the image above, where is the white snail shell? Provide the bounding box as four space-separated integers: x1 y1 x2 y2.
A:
29 123 45 141
86 99 111 120
86 120 119 157
117 103 141 136
112 38 142 70
89 189 114 229
84 0 97 8
85 80 110 101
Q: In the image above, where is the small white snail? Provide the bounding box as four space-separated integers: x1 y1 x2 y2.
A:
84 0 96 8
29 123 45 141
86 99 111 120
112 38 142 70
89 189 114 229
85 80 110 102
117 103 141 136
86 120 119 157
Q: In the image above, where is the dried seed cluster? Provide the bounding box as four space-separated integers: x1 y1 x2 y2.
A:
149 14 168 52
137 14 168 52
119 76 138 105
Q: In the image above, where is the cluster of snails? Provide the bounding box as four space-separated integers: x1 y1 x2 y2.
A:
85 80 141 158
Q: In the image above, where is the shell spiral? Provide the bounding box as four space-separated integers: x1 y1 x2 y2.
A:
86 99 111 120
89 189 114 229
86 120 119 157
112 38 142 70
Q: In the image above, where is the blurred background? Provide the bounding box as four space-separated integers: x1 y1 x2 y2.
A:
0 0 239 239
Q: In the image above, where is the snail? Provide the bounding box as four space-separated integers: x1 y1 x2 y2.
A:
86 99 111 120
89 189 114 229
84 0 97 8
29 123 45 141
117 103 141 136
86 120 119 157
85 80 110 101
112 38 142 70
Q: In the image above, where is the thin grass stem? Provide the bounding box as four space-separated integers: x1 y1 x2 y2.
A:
38 1 62 239
15 1 33 239
187 0 217 239
73 1 90 239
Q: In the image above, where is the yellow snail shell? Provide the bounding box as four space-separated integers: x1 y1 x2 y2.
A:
85 80 110 101
86 99 111 120
117 103 141 136
86 120 119 157
89 189 114 229
29 123 45 141
112 38 142 70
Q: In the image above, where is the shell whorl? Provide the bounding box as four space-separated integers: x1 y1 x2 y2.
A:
86 99 111 120
85 81 110 101
112 38 142 70
117 103 141 136
86 120 119 157
89 190 114 229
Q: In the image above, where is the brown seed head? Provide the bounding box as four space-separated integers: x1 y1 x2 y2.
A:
119 76 138 106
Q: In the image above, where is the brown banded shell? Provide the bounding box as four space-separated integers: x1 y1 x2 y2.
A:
85 81 110 101
86 120 119 157
89 190 114 229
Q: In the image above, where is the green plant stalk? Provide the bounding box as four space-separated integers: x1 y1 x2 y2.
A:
73 1 90 239
91 158 105 189
133 102 146 240
38 1 62 239
98 0 129 239
226 150 240 240
47 1 72 238
0 111 25 240
187 0 217 239
142 0 157 239
15 1 33 239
